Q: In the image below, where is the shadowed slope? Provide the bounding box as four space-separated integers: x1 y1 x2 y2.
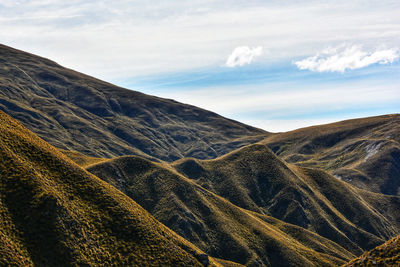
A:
262 114 400 195
173 144 400 255
0 44 267 161
0 110 230 266
345 235 400 266
88 155 355 266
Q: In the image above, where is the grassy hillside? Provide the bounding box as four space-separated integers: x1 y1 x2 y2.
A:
345 235 400 266
0 110 232 266
262 114 400 195
172 144 400 255
59 149 108 168
0 44 267 161
88 155 355 266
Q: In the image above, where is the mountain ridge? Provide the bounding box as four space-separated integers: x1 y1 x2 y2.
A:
1 43 399 266
87 153 355 266
0 110 236 266
0 43 267 161
171 143 400 254
262 114 400 195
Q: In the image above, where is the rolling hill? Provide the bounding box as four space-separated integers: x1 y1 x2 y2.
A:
87 154 354 266
171 144 400 255
0 110 235 266
1 43 399 266
0 43 267 161
262 114 400 195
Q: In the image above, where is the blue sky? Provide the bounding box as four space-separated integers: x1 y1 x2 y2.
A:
1 0 399 131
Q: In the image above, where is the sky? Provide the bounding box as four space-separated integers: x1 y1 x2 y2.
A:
1 0 399 132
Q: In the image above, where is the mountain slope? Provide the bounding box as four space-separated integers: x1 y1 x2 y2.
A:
261 114 400 195
345 234 400 266
172 144 400 255
0 43 267 161
87 155 354 266
0 110 232 266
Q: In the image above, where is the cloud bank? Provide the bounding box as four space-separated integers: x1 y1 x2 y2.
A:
226 46 263 67
295 45 399 72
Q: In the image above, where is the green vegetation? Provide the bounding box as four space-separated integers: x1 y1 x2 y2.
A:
345 235 400 266
0 111 228 266
262 114 400 195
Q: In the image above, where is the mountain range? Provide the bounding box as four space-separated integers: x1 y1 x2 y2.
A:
0 44 399 266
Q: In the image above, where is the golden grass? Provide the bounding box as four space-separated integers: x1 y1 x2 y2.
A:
60 149 108 168
0 110 228 266
172 143 400 256
0 43 268 162
261 114 400 195
345 235 400 266
88 153 356 266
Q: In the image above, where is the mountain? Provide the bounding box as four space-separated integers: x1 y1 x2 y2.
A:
2 43 399 266
262 114 400 195
171 144 400 255
0 110 236 266
345 234 400 266
87 154 354 266
0 44 267 161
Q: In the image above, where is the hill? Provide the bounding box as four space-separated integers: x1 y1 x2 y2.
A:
171 144 400 255
0 110 233 266
0 44 267 161
87 154 354 266
345 234 400 266
262 114 400 195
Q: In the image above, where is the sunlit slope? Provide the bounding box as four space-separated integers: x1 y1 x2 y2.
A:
173 144 400 255
0 44 267 161
88 155 355 266
345 235 400 266
0 110 227 266
262 114 400 195
59 149 108 168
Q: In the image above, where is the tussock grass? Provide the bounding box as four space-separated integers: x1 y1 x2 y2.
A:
345 235 400 266
88 153 356 266
0 43 267 162
0 111 225 266
172 144 400 256
262 114 400 195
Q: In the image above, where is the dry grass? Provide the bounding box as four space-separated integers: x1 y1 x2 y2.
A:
59 149 108 168
0 43 267 162
88 153 356 266
172 144 400 256
0 110 226 266
345 235 400 266
262 114 400 195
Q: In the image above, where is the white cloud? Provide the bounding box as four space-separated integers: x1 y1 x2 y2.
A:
151 76 400 131
1 0 400 79
225 46 263 67
295 45 400 72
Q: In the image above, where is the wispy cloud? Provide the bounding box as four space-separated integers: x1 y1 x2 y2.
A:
2 1 399 78
225 46 263 67
295 45 400 72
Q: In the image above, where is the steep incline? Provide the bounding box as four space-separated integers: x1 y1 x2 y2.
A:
0 110 229 266
88 155 354 266
0 44 267 161
345 235 400 266
262 114 400 195
172 144 400 255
